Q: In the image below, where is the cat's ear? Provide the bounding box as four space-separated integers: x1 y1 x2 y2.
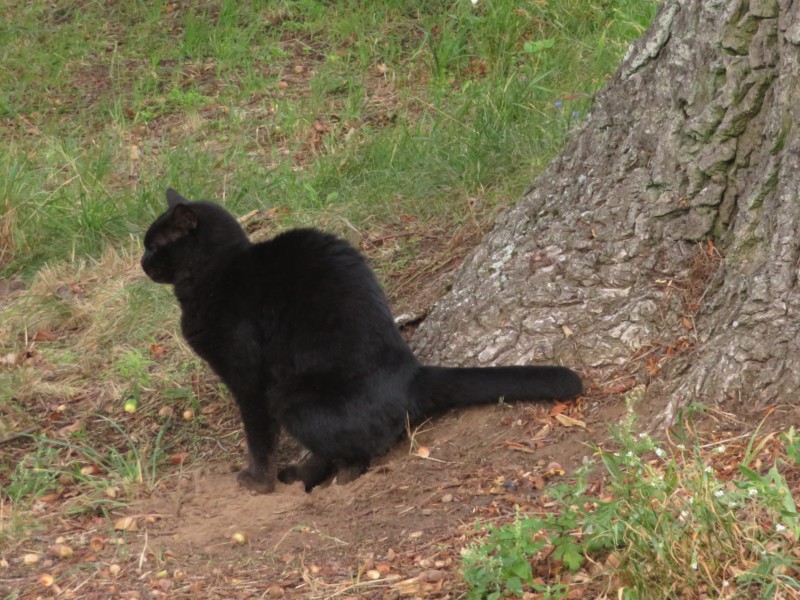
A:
170 203 198 233
166 188 188 209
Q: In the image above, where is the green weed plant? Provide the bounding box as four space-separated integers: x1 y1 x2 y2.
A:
461 404 800 599
6 416 172 515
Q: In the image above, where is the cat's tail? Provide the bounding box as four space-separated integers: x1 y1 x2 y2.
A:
411 365 582 416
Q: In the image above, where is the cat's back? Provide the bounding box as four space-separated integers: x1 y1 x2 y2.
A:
258 227 365 276
249 227 398 340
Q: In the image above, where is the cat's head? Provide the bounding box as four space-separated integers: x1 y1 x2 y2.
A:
141 189 250 285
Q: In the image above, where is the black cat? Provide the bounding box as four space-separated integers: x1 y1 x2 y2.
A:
141 189 583 493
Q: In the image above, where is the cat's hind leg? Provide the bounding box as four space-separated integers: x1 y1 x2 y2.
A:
279 455 370 491
332 457 370 484
278 453 334 492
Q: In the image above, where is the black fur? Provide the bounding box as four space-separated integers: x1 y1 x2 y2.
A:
141 189 583 493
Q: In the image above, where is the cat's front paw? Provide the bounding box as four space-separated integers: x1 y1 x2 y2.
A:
237 468 276 494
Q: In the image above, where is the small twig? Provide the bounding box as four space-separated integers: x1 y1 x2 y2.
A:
137 530 148 571
413 454 448 464
237 209 260 225
272 527 295 553
0 428 38 445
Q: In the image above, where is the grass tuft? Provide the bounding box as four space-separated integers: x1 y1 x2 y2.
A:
461 398 800 599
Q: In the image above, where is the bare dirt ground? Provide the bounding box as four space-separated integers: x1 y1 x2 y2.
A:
132 395 623 599
3 381 636 598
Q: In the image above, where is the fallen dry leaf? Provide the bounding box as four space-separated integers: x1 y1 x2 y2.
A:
113 516 138 531
599 378 636 395
1 352 18 366
56 420 82 437
37 490 64 504
542 462 565 477
266 583 284 598
47 544 74 559
376 562 391 575
89 536 105 552
168 452 189 465
503 441 535 454
555 414 587 429
531 423 551 440
33 328 60 342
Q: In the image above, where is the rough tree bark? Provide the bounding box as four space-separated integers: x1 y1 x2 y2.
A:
413 0 800 422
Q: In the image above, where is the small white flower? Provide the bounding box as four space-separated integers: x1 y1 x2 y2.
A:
688 497 694 505
471 0 478 4
723 580 730 588
677 443 686 450
655 447 665 458
704 466 713 473
680 510 689 519
627 451 635 458
716 445 726 454
748 488 758 497
715 490 724 498
776 523 787 532
691 562 698 570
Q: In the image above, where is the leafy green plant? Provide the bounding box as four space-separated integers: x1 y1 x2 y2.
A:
4 444 63 504
110 348 154 413
22 415 173 514
783 426 800 466
461 401 800 598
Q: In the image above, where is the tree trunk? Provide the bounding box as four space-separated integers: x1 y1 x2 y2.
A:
412 0 800 422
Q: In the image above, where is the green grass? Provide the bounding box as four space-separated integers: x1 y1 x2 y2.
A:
461 398 800 599
1 0 657 275
0 0 657 569
5 6 796 599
